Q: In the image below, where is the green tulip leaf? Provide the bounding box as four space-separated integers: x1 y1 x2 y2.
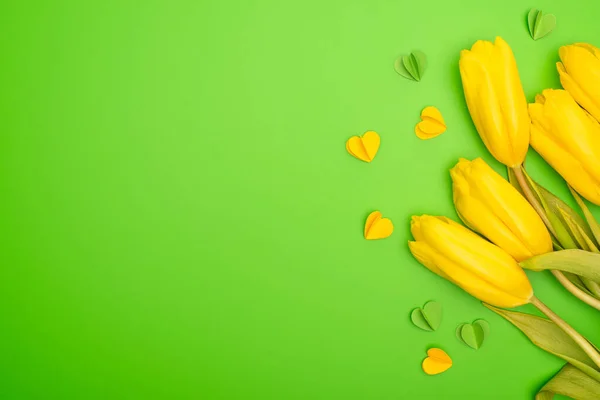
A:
563 272 595 297
570 186 600 248
528 9 556 41
549 212 580 250
521 249 600 284
539 184 594 243
536 364 600 400
559 208 599 253
484 304 600 381
518 168 572 247
518 167 594 250
410 301 441 331
582 278 600 299
457 319 489 350
563 271 600 299
507 168 564 251
394 50 427 81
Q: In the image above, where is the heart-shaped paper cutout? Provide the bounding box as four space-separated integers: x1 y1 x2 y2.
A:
528 9 556 41
456 319 490 350
346 131 380 162
394 51 427 82
364 211 393 240
422 348 452 375
410 301 442 331
415 106 446 140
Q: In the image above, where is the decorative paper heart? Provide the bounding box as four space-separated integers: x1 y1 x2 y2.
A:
410 301 442 331
415 106 446 140
364 211 393 240
346 131 380 162
394 51 427 81
528 9 556 41
422 348 452 375
456 319 490 350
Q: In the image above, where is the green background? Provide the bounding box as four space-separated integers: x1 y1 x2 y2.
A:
0 0 599 398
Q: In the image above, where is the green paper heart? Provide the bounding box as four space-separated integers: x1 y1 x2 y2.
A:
528 9 556 41
410 301 442 331
394 50 427 82
456 319 490 350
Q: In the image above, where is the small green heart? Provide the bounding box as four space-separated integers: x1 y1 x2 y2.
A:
394 58 414 81
457 319 490 350
528 9 556 41
410 301 442 331
474 319 490 337
394 50 427 81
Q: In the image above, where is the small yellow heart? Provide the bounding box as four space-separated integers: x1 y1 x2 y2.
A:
364 211 394 240
346 131 380 162
422 348 453 375
415 106 446 140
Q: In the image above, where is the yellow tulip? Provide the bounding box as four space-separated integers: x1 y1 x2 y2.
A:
408 215 533 308
557 43 600 122
450 158 552 261
459 37 530 167
529 89 600 205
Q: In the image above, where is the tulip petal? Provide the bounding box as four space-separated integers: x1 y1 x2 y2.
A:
529 111 600 205
559 44 600 122
408 241 451 281
538 91 600 166
426 241 532 307
409 240 530 308
416 216 533 305
557 62 600 123
451 158 552 260
454 194 533 261
459 38 529 167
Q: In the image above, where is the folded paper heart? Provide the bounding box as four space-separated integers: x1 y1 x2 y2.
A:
410 301 442 331
364 211 394 240
346 131 380 162
528 9 556 41
422 348 452 375
456 319 490 350
394 50 427 82
415 106 446 140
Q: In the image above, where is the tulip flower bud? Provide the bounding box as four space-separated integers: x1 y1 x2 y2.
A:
529 89 600 205
459 37 530 167
451 158 552 261
557 43 600 122
408 215 533 308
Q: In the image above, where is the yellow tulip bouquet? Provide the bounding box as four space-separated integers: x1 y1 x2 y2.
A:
409 37 600 397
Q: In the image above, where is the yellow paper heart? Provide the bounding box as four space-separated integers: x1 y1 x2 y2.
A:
415 106 446 140
346 131 380 162
422 348 453 375
364 211 394 240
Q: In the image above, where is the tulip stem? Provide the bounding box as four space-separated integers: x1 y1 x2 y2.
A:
511 166 557 237
513 166 600 309
551 270 600 311
582 278 600 298
530 295 600 368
